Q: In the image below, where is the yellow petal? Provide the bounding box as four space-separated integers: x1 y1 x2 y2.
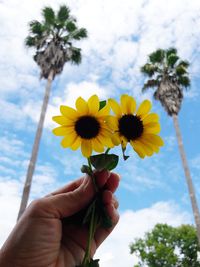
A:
106 116 118 131
98 135 114 148
52 116 74 126
61 132 77 148
52 126 74 136
121 94 136 114
142 134 164 147
130 140 146 158
137 139 154 156
144 123 161 134
88 95 99 114
111 132 121 146
108 98 122 117
137 100 152 117
81 140 92 158
142 113 159 125
70 136 81 150
76 97 89 114
98 104 110 117
92 138 104 153
60 105 78 120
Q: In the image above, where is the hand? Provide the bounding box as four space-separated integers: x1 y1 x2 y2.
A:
0 171 120 267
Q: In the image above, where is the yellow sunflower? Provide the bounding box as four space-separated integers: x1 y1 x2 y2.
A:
52 95 114 158
107 94 164 158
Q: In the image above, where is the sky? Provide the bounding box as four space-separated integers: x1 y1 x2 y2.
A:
1 0 200 266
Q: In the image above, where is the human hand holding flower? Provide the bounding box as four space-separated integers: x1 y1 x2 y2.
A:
0 171 119 267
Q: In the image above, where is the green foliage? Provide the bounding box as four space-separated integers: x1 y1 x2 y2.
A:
167 54 179 67
29 21 44 35
149 49 165 64
42 7 55 25
90 154 119 171
73 28 88 40
140 47 191 93
166 47 177 58
26 4 88 79
130 224 200 267
177 75 190 88
65 21 77 32
99 100 106 110
57 5 70 22
141 63 158 77
142 79 159 92
70 47 82 64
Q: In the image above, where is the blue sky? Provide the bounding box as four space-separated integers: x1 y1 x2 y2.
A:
1 0 200 265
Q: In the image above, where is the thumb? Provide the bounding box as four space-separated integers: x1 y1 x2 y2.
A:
46 170 110 218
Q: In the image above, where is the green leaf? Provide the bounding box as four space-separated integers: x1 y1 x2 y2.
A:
99 100 106 110
66 21 77 32
141 63 157 77
166 47 177 58
177 75 190 88
25 36 36 47
149 49 165 64
176 65 187 75
57 5 70 22
167 54 179 67
42 7 55 25
142 79 159 92
88 259 100 266
70 47 82 65
90 154 119 171
73 28 88 40
82 199 96 225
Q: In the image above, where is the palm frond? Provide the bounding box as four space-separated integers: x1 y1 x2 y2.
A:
65 21 77 32
177 60 190 68
177 75 190 88
141 63 158 77
149 49 165 64
57 5 70 22
142 79 159 92
42 6 55 25
166 47 177 58
167 54 179 67
70 47 82 64
25 36 36 47
176 65 187 76
29 20 44 35
72 28 88 40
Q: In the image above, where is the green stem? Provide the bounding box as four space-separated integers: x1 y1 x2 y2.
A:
105 148 111 154
87 158 98 192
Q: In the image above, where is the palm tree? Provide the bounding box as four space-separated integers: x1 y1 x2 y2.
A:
17 5 87 220
141 48 200 244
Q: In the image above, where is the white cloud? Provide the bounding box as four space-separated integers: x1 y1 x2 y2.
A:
96 201 191 267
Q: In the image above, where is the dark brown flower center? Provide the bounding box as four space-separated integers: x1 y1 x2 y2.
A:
75 116 100 139
118 114 143 141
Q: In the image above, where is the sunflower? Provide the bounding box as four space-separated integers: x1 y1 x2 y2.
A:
52 95 114 158
107 94 164 158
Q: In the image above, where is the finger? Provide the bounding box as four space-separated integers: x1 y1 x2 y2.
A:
45 170 111 197
101 191 119 209
45 177 85 197
41 170 111 218
104 172 120 193
94 204 119 248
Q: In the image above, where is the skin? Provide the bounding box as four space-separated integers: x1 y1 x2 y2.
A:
0 170 120 267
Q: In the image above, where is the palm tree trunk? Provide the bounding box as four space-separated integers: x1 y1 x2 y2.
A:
17 70 54 221
172 114 200 244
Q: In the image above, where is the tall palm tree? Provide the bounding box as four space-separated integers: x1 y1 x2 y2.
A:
141 48 200 244
17 5 87 220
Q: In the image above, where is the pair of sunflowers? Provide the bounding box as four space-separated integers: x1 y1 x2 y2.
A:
52 94 164 158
